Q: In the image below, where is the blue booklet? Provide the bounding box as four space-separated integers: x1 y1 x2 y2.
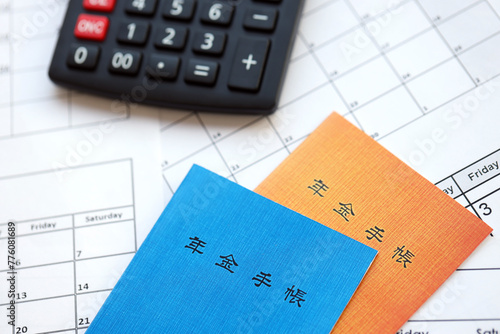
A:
87 165 377 333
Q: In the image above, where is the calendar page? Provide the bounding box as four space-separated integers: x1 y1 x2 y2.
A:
0 1 165 333
159 0 500 333
1 0 499 333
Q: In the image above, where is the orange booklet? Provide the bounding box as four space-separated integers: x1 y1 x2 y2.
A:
255 112 492 333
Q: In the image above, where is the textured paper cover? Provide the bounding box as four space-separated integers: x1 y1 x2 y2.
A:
87 165 377 333
256 112 493 333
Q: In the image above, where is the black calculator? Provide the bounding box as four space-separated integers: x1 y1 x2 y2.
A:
48 0 304 114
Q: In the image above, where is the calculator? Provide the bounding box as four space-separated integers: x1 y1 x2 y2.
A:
48 0 305 114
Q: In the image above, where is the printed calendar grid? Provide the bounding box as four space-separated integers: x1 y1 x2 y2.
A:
0 0 498 332
405 149 499 328
0 159 137 334
433 149 500 270
160 0 500 329
161 0 500 192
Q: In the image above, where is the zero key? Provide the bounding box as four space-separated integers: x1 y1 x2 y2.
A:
228 38 270 92
67 43 100 69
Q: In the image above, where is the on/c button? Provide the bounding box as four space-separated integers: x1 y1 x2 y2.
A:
74 14 109 41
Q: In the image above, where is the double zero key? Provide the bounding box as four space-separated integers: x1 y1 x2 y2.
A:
109 49 142 75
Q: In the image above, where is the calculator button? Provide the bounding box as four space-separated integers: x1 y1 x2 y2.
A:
109 49 142 75
200 2 234 26
117 21 150 45
125 0 158 16
243 8 278 31
74 14 109 41
83 0 116 12
154 25 188 50
67 44 100 70
192 31 226 55
185 59 219 85
163 0 197 21
146 54 180 79
228 38 269 91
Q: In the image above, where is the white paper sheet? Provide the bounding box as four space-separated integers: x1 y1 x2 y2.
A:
0 1 165 333
1 0 499 333
160 0 500 332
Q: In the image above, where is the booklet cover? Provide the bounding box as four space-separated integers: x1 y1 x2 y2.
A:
87 165 377 333
255 112 493 333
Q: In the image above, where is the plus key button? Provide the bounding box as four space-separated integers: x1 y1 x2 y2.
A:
228 38 270 92
242 54 258 70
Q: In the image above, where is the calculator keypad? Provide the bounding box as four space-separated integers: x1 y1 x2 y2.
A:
83 0 116 12
50 0 305 114
162 0 196 20
229 38 269 91
192 31 226 55
200 2 234 26
154 25 188 50
243 8 278 31
74 14 109 41
125 0 158 16
109 49 143 74
185 59 219 85
67 44 100 69
147 54 180 79
117 21 151 45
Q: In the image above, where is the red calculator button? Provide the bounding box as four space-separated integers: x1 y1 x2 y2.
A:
83 0 116 12
74 14 109 41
